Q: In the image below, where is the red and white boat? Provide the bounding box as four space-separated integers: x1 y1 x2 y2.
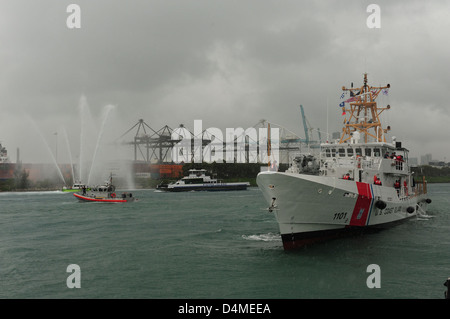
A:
73 192 135 202
73 175 136 203
257 74 432 250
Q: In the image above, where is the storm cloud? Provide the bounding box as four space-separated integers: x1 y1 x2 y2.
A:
1 0 449 164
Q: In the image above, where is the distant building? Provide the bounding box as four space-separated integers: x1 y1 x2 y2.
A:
409 157 418 166
420 153 432 165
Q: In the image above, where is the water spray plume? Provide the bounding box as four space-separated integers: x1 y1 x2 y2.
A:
24 113 66 185
87 104 115 185
61 126 75 184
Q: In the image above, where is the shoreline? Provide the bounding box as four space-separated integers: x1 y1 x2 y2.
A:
1 179 447 193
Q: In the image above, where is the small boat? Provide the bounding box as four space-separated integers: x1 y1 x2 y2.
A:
73 175 136 202
73 192 135 202
156 169 250 192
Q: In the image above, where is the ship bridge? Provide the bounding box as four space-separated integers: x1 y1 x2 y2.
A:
318 139 416 197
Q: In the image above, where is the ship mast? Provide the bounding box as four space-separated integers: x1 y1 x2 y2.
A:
339 73 391 144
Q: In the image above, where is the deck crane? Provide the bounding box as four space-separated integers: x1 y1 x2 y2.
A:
299 105 309 145
299 105 323 147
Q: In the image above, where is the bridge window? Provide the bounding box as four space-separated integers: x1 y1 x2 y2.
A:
355 148 362 156
338 148 345 157
365 148 372 157
331 149 336 157
374 148 381 157
347 148 354 157
325 149 331 157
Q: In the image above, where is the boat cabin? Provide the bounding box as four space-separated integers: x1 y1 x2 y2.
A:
318 140 418 197
176 169 222 185
285 73 426 200
322 142 406 164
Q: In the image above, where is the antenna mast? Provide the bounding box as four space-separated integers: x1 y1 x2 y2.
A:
339 73 391 144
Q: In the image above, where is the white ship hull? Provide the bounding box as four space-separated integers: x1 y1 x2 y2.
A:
257 171 429 249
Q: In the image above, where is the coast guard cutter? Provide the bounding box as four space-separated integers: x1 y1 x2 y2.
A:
257 74 431 250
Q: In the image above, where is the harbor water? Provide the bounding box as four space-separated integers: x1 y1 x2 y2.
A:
0 183 449 299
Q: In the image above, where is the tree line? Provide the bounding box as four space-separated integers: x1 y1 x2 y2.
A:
182 162 289 179
411 165 450 183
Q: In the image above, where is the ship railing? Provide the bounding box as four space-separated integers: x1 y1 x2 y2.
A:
361 157 382 170
358 157 407 172
396 188 414 201
393 158 405 171
378 158 406 173
396 187 412 200
321 158 350 172
396 179 427 200
324 156 381 170
322 156 406 173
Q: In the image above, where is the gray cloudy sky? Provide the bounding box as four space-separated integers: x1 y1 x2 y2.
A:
1 0 449 164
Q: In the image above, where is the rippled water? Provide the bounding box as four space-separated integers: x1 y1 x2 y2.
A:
0 184 448 299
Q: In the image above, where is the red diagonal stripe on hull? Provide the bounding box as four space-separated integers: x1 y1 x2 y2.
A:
356 182 372 198
349 182 373 226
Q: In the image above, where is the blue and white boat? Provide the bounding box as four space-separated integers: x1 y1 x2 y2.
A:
157 169 249 192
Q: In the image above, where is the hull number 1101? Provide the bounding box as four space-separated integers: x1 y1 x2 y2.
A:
333 212 348 220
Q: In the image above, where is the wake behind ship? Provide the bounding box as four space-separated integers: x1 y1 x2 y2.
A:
257 74 431 250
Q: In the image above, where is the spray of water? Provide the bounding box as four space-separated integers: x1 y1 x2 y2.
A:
87 104 115 185
24 113 66 185
61 126 75 184
78 97 86 183
22 96 134 189
78 95 96 184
